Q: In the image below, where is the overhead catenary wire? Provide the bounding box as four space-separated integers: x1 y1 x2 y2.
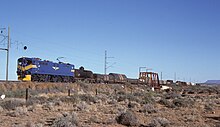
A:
10 39 104 64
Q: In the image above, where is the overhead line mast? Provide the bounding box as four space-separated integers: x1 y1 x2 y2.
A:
6 27 10 83
104 50 115 75
0 27 10 83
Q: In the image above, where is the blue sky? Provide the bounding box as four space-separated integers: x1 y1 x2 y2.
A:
0 0 220 82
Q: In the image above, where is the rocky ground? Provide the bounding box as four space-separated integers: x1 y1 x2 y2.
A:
0 82 219 127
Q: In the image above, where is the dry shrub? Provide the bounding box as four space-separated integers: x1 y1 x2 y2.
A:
76 101 89 111
38 83 49 90
88 115 101 124
46 83 53 89
117 91 126 95
15 107 28 115
52 112 79 127
164 92 181 99
11 84 18 91
42 102 54 111
142 93 155 104
4 83 11 90
133 92 145 97
173 98 194 108
68 83 77 89
60 95 79 104
0 99 26 110
77 81 92 92
53 84 67 93
158 98 175 108
26 96 48 106
204 104 215 113
117 93 141 103
79 94 97 104
17 82 30 90
0 84 7 93
116 110 140 126
0 106 3 112
117 95 126 102
139 104 158 114
96 94 108 103
26 82 36 90
128 101 140 109
127 94 141 103
5 89 26 98
149 117 170 127
35 84 43 91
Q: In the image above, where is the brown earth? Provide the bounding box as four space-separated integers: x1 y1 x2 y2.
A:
0 82 219 127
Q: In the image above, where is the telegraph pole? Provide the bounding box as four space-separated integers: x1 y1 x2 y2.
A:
161 72 162 80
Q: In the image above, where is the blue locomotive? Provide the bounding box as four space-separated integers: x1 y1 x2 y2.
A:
17 57 75 82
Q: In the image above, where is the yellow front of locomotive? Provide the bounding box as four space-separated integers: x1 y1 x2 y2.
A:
17 57 35 81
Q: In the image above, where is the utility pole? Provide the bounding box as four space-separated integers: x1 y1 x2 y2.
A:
6 27 10 83
104 50 115 75
0 27 10 83
161 72 162 80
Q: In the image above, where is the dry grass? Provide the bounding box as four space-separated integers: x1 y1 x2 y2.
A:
0 82 219 127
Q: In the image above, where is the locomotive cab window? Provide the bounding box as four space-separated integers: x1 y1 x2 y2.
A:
27 60 32 65
18 58 32 65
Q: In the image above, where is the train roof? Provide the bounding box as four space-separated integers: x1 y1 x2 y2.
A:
18 57 74 66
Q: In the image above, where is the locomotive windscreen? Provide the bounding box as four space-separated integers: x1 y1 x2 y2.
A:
18 58 32 65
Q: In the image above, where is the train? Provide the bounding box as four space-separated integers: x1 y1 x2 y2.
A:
17 57 198 88
16 57 139 84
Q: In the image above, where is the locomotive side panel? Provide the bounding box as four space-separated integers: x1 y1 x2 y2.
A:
17 57 75 82
32 61 74 77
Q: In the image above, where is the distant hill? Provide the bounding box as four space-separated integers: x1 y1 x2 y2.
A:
205 80 220 85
